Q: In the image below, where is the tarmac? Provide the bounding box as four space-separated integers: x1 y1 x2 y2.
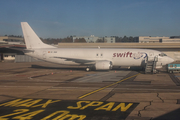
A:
0 62 180 120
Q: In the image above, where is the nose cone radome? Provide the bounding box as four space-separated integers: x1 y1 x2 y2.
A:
168 57 174 64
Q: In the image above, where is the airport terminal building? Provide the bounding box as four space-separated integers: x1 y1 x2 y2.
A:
0 36 25 62
0 36 24 45
137 36 180 43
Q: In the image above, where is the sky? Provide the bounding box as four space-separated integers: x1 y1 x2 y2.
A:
0 0 180 38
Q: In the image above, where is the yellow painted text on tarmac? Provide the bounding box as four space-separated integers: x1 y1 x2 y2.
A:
41 111 70 120
94 102 115 111
0 99 134 120
41 110 86 120
31 99 61 108
12 109 44 120
80 101 103 110
0 109 29 119
0 99 60 108
112 103 133 112
67 101 90 109
67 101 133 112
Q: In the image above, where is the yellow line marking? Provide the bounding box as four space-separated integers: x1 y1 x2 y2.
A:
78 73 141 99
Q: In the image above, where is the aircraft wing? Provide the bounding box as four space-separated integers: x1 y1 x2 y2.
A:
53 56 96 64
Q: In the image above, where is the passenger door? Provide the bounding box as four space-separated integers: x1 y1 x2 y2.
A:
148 52 154 61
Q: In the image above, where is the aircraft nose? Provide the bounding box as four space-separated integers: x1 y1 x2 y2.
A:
168 57 174 63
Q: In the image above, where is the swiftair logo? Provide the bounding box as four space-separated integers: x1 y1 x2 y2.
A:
113 52 147 59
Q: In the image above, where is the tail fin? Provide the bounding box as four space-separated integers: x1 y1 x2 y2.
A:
21 22 56 49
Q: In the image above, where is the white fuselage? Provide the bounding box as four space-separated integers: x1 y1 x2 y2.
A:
20 22 175 71
25 48 173 68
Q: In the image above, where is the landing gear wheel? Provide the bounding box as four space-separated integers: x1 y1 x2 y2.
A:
86 67 90 72
153 69 157 74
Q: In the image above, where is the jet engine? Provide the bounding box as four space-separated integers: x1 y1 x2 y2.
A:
95 61 112 70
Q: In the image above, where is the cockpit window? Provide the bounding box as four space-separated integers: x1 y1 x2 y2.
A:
159 53 167 57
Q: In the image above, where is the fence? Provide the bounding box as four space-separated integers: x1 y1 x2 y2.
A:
15 55 40 62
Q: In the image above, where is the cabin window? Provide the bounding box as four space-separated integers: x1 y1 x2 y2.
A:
4 55 8 57
11 55 15 57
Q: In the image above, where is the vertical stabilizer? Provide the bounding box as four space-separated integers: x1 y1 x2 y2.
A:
21 22 56 49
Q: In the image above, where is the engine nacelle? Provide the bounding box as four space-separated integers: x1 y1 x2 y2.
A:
95 61 112 70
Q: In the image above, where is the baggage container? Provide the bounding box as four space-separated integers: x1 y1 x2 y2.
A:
167 64 180 73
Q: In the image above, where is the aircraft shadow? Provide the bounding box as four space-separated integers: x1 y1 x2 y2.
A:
30 65 85 71
31 65 143 72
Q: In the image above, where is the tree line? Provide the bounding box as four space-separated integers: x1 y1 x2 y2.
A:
41 37 87 44
3 35 138 44
41 36 138 44
115 36 138 43
4 35 23 38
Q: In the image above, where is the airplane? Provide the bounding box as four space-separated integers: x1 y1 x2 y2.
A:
21 22 174 72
